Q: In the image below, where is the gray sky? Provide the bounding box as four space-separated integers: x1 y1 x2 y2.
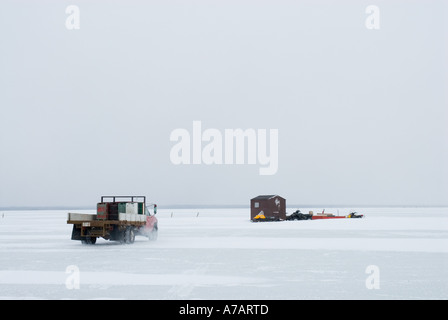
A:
1 1 447 208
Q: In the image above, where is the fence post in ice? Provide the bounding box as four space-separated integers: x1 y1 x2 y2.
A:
65 265 80 290
365 265 380 289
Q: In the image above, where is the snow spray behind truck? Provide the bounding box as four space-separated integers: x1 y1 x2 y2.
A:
67 196 158 245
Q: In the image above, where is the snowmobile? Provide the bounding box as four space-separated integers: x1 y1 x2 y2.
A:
286 210 312 221
347 211 364 219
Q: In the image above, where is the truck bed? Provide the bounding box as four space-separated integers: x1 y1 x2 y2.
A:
67 212 96 221
67 212 147 224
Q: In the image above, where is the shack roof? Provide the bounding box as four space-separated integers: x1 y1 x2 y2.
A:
251 195 283 201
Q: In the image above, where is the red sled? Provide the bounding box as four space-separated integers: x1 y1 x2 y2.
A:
311 215 346 220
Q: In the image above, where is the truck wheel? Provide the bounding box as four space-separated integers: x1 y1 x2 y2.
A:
81 230 97 245
124 227 135 244
117 229 126 244
82 234 97 245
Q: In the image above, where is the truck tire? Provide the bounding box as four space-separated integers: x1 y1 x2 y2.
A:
124 227 135 244
115 227 126 244
86 236 97 245
82 231 97 245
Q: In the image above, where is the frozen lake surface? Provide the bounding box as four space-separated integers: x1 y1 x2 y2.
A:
0 207 447 299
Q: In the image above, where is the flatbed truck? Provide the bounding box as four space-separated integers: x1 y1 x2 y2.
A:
67 196 158 245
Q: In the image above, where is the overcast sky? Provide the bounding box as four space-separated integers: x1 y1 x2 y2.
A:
0 0 447 208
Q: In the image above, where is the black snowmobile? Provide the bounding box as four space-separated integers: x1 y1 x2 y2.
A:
286 210 313 221
347 211 364 218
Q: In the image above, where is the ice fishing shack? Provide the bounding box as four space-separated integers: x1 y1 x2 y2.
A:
250 195 286 221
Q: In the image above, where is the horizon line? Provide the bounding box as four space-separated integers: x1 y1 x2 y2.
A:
1 204 448 211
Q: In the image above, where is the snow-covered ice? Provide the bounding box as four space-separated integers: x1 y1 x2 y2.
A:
0 207 447 299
